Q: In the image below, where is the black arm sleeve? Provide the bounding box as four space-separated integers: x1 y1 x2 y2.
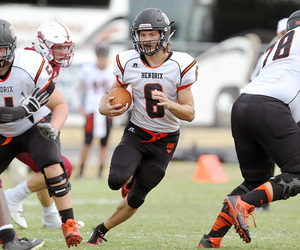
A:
46 79 55 95
0 106 27 123
0 80 55 124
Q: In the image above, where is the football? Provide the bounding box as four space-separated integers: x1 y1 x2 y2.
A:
108 87 132 110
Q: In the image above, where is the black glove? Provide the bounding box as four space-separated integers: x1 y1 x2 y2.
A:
37 123 58 141
21 88 50 116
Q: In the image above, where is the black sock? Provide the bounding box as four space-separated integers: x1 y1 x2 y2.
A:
95 223 108 235
0 228 15 245
59 208 74 223
241 188 270 207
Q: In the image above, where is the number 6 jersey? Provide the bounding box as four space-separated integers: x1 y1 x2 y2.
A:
241 26 300 123
114 50 198 133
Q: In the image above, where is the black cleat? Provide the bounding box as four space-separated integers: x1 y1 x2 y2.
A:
87 225 107 246
3 235 44 250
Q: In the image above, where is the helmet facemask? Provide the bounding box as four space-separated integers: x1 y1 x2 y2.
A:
0 19 17 73
132 26 174 56
0 43 16 72
49 43 75 67
131 8 175 56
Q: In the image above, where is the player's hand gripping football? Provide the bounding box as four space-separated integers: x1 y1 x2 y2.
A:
21 88 50 116
37 123 58 141
98 93 127 117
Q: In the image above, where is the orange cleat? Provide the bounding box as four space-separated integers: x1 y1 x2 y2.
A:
223 196 256 243
198 234 224 248
62 219 82 247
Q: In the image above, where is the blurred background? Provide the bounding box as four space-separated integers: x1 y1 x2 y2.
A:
1 0 299 128
1 0 300 175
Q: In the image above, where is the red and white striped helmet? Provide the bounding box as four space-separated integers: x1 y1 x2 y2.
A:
34 21 75 67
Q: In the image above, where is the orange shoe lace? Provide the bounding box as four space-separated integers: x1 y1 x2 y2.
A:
62 219 80 235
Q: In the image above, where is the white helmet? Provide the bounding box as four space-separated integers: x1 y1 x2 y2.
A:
34 21 75 68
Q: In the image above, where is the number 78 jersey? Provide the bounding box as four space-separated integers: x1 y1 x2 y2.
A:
241 26 300 122
114 50 198 133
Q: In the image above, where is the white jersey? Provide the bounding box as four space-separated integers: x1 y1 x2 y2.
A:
0 49 52 137
241 26 300 122
114 50 198 132
77 63 114 114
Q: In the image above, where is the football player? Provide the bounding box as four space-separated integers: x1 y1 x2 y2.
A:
74 43 114 180
198 10 300 248
0 19 82 248
87 8 198 245
4 21 76 230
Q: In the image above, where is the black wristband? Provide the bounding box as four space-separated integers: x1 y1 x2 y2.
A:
0 106 27 123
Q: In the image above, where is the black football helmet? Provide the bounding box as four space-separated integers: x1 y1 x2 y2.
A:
131 8 174 56
0 19 17 72
287 10 300 31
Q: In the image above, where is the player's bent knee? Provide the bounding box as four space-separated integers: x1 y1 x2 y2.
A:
108 173 123 190
45 171 71 197
270 173 300 200
127 194 144 208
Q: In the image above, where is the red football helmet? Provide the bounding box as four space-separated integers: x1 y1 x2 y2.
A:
34 21 75 68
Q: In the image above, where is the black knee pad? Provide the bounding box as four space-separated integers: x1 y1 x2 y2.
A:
270 173 300 200
44 171 71 197
127 194 144 208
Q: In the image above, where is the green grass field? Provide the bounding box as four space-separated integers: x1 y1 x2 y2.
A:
2 161 300 249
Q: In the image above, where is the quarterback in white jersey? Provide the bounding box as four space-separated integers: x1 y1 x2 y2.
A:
87 8 198 246
198 10 300 248
114 49 197 132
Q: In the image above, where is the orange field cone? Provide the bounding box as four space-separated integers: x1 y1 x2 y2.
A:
193 154 229 183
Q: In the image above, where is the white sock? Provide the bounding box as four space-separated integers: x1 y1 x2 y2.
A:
6 181 32 203
42 202 58 217
0 224 13 231
15 181 32 199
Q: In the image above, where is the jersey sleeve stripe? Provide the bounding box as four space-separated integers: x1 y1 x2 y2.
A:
116 76 127 86
178 83 192 91
116 54 124 75
34 58 46 83
42 78 53 91
181 59 197 78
